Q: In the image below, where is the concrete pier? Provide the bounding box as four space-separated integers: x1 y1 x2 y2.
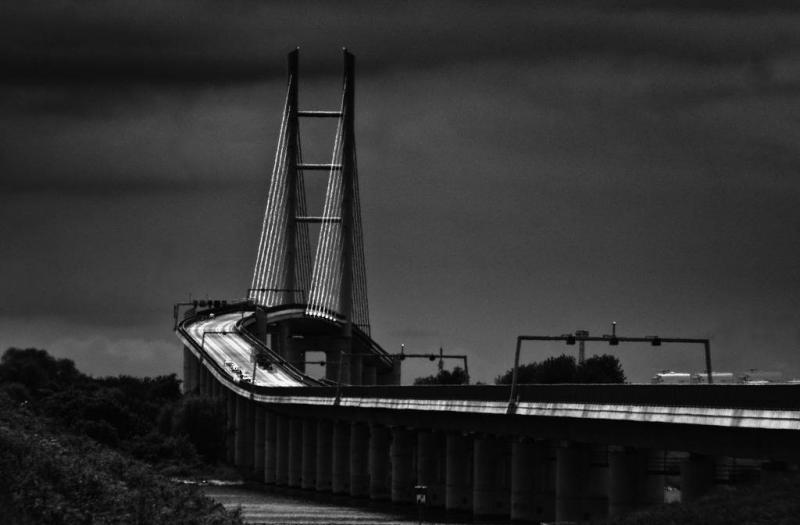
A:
511 438 554 522
301 419 317 489
276 414 289 486
473 435 509 518
315 420 333 492
264 411 277 484
588 444 609 519
369 424 391 500
253 406 265 480
417 430 444 508
226 392 236 463
234 397 253 471
390 427 415 503
332 420 351 494
182 347 195 393
288 418 303 487
681 453 715 502
556 441 594 523
445 432 472 512
233 397 245 467
350 422 370 497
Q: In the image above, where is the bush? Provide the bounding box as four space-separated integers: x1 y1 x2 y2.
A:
0 392 242 525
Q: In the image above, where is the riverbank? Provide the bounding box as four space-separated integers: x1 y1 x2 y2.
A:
603 473 800 525
200 474 800 525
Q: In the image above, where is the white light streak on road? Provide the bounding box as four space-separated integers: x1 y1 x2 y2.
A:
185 312 303 387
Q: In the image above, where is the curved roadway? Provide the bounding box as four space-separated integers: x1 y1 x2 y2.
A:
183 311 306 387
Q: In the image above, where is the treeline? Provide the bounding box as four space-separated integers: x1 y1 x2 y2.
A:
414 366 469 385
495 354 625 384
412 353 625 386
0 348 227 471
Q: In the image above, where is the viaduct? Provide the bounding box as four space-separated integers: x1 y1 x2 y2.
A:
176 49 800 523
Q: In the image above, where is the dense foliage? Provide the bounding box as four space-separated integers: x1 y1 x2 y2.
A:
0 347 228 468
413 366 469 385
494 353 626 384
602 474 800 525
0 391 242 525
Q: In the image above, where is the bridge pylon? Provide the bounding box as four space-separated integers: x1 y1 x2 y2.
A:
249 49 380 382
250 48 370 334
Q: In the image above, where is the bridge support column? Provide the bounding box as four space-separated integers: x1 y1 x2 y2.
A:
234 397 254 472
264 410 277 484
589 444 609 519
315 420 333 492
226 391 236 463
445 432 472 513
198 364 208 395
193 357 204 395
644 450 666 505
302 419 317 489
233 396 244 467
349 355 363 386
350 422 370 497
278 322 303 370
276 414 289 486
609 446 663 516
369 424 391 500
325 350 339 383
361 364 376 386
288 418 303 487
244 400 256 473
377 357 402 385
253 406 265 480
182 347 195 393
391 427 415 503
418 430 445 508
332 420 351 494
511 438 554 522
681 453 715 502
556 441 600 523
326 349 352 384
254 309 268 343
473 435 510 518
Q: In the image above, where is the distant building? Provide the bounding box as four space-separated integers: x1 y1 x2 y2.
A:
739 369 783 384
651 369 784 385
651 371 693 384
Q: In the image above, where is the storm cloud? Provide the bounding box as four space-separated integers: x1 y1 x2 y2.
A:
2 1 799 382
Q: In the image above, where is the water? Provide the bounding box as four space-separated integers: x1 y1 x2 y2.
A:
202 484 495 525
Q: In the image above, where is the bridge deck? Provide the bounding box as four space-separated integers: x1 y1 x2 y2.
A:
179 309 800 434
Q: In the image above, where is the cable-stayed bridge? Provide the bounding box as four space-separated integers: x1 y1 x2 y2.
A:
176 50 800 523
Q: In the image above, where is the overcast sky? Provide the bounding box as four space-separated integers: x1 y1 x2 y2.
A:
2 1 799 383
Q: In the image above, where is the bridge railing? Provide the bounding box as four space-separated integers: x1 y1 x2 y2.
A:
220 381 800 411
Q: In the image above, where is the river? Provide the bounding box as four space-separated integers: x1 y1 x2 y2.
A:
203 484 506 525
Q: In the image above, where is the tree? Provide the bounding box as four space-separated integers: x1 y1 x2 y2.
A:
536 355 578 383
495 354 625 384
414 366 469 385
576 354 626 383
0 348 83 395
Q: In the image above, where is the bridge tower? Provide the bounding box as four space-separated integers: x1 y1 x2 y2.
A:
249 49 386 384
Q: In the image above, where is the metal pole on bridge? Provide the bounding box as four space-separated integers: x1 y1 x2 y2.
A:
506 332 714 414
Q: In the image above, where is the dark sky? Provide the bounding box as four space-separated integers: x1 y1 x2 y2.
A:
2 1 800 383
